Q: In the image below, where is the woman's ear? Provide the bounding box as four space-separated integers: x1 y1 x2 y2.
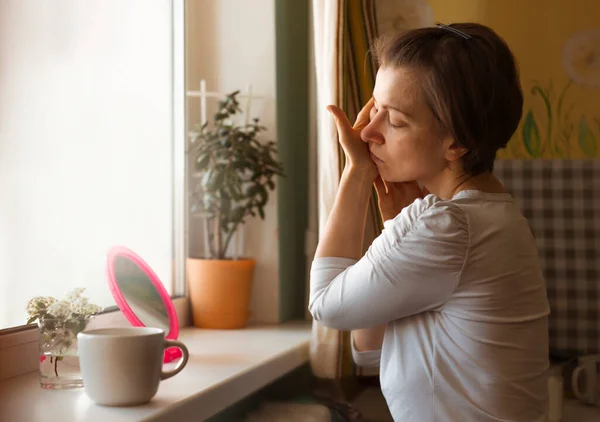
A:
445 141 469 162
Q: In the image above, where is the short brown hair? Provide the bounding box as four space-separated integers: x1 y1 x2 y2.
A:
373 23 523 175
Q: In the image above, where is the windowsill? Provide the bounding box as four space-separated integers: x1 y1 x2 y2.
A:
2 321 599 422
0 321 311 422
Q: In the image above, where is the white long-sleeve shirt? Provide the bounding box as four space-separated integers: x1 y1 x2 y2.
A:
309 191 550 422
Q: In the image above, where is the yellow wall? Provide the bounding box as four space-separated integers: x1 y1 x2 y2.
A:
427 0 600 158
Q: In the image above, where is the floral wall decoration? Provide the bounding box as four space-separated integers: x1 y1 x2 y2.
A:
515 29 600 159
427 0 600 159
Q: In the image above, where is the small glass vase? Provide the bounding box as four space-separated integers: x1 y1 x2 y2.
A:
38 317 91 389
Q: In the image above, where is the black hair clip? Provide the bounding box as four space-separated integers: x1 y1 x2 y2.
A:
436 23 472 40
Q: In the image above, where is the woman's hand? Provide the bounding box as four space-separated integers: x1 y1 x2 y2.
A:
374 176 426 221
327 98 377 180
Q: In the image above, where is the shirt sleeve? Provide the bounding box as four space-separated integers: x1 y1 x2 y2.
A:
351 333 382 368
308 196 469 330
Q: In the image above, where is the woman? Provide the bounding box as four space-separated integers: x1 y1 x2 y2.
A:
309 23 550 422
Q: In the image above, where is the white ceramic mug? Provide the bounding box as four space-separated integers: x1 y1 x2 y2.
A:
571 354 600 406
78 327 189 406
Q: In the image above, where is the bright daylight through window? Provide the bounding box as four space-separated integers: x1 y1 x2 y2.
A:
0 0 183 330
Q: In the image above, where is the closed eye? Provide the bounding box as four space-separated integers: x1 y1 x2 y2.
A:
372 103 406 128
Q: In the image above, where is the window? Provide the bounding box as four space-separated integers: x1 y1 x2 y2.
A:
0 0 186 330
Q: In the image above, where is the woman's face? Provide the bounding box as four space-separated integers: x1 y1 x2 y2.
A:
361 66 453 184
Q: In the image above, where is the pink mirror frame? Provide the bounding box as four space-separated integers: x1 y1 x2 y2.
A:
106 245 181 362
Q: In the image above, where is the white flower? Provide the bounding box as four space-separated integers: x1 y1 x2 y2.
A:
46 300 72 319
82 303 103 315
70 297 102 317
26 296 56 318
66 287 86 302
69 297 89 315
26 287 102 326
563 29 600 88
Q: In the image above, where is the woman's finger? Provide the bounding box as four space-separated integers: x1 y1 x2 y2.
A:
374 175 388 195
327 105 353 138
354 98 375 129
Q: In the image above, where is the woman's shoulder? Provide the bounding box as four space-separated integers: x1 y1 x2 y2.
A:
388 194 466 226
385 194 468 239
372 195 469 270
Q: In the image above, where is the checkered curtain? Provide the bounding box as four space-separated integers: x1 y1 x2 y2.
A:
494 159 600 356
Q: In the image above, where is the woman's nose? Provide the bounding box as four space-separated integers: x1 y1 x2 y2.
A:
361 116 385 145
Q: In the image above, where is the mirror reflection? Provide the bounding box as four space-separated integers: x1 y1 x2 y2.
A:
113 256 170 334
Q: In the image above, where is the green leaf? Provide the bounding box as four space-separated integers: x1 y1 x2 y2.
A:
578 116 597 157
256 184 268 206
203 193 214 207
26 316 37 325
231 207 244 222
228 184 243 201
233 161 250 170
246 185 258 196
220 197 231 218
210 171 225 190
522 110 542 157
201 169 213 189
195 153 210 170
272 168 286 177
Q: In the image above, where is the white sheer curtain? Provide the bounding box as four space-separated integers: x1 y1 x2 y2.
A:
310 0 346 380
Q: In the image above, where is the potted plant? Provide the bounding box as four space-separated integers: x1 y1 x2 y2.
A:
187 90 285 329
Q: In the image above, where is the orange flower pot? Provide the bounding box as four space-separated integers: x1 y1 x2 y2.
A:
186 258 256 329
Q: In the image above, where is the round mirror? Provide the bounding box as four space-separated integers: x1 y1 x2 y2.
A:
106 246 180 362
111 255 170 333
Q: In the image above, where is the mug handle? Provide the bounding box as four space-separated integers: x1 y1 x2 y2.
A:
571 366 589 402
160 339 189 381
